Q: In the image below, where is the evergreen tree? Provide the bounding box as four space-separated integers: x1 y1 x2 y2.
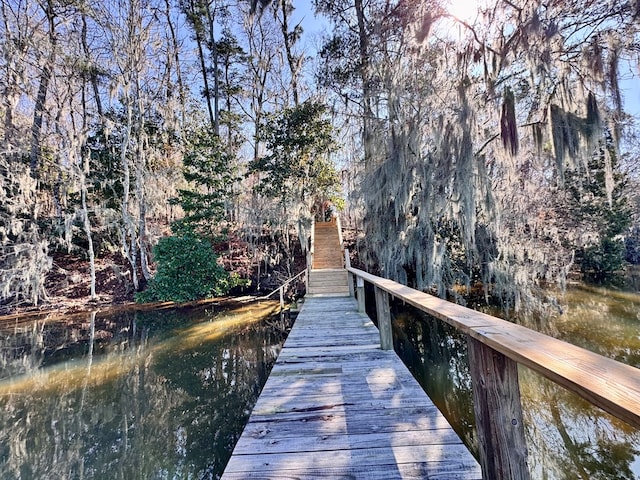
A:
249 100 339 211
171 127 238 238
564 133 632 281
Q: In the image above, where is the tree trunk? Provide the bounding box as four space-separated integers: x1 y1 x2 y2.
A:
120 100 139 290
136 139 151 282
206 2 220 136
278 0 300 105
82 13 103 118
1 2 21 157
81 172 97 300
30 0 57 178
354 0 374 167
164 0 186 125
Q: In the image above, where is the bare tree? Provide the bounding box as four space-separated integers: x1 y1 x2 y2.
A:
273 0 303 105
30 0 58 178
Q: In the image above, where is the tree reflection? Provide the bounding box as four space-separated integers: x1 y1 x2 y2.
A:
521 370 640 480
0 302 290 479
390 301 478 456
389 299 640 479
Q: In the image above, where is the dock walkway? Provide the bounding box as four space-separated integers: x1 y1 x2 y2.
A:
221 296 481 479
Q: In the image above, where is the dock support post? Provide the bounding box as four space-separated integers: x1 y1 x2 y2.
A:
279 287 284 309
375 286 393 350
467 336 529 480
356 276 365 313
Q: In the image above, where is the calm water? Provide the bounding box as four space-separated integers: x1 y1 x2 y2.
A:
0 301 291 480
389 284 640 479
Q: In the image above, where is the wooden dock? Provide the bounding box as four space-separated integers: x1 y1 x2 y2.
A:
221 296 482 479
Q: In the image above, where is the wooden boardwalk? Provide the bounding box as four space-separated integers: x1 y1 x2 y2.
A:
221 296 482 479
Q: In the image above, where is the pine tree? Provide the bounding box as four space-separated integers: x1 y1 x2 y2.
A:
171 128 238 239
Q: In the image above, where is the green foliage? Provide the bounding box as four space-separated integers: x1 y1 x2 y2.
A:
564 133 632 280
625 227 640 264
135 235 245 303
582 237 627 280
171 128 238 237
249 100 340 207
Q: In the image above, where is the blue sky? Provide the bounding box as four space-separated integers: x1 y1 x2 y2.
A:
620 61 640 118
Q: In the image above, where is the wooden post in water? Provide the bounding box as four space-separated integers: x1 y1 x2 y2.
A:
279 287 284 309
356 276 365 313
374 286 393 350
467 336 529 480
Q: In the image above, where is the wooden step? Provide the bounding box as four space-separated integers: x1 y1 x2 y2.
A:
313 260 344 269
312 220 344 270
310 270 348 283
308 269 349 295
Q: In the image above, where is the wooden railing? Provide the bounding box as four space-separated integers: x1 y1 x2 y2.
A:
344 249 640 480
307 218 315 277
336 214 344 263
263 269 307 309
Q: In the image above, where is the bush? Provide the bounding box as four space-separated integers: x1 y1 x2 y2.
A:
581 237 627 282
135 235 245 303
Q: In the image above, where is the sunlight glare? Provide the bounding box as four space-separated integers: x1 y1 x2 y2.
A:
446 0 480 23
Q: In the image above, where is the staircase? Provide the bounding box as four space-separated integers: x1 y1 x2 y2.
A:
307 220 349 296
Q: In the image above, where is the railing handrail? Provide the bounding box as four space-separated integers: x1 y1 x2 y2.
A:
348 264 640 477
346 265 640 430
263 268 308 300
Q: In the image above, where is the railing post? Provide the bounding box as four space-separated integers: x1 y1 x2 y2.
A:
467 336 529 480
309 218 315 270
356 276 365 313
344 249 355 297
374 286 393 350
336 214 344 267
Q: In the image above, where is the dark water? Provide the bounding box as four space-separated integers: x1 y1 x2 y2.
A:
387 285 640 479
0 301 291 480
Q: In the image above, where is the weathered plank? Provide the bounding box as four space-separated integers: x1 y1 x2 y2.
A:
237 408 456 438
221 296 481 480
222 461 480 480
231 429 465 455
375 285 393 350
223 444 480 477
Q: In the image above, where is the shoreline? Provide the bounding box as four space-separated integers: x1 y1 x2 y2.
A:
0 294 270 324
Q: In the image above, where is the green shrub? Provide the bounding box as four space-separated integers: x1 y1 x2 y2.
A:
581 237 627 282
136 235 246 303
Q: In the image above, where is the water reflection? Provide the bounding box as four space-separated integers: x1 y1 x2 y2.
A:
552 286 640 368
0 301 291 479
521 369 640 480
388 286 640 479
392 304 478 455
